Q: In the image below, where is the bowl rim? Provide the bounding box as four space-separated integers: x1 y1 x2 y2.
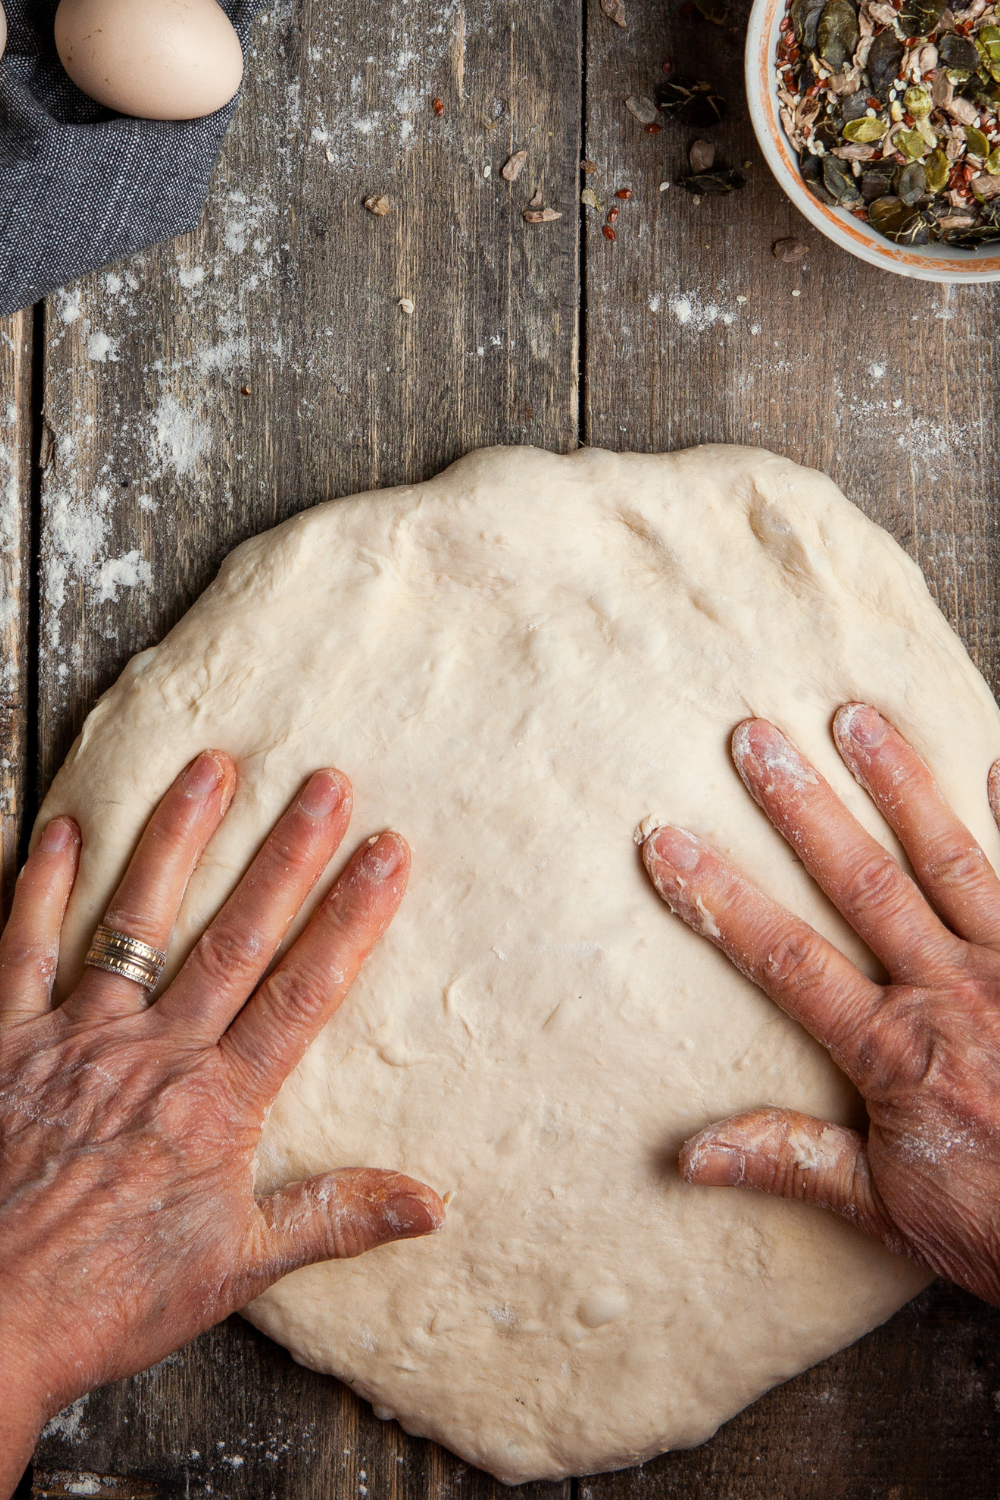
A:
744 0 1000 283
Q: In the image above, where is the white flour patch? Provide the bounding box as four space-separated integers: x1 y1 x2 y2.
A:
178 265 206 289
669 292 738 331
86 331 117 362
93 549 154 603
42 1395 89 1442
149 394 211 478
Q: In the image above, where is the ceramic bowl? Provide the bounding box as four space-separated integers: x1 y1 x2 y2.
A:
745 0 1000 281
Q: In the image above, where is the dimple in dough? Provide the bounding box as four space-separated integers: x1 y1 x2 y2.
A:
42 443 1000 1484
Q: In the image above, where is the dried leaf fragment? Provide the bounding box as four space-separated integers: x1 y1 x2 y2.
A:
689 139 716 172
529 187 543 207
772 236 808 261
502 150 528 182
580 159 598 173
626 95 660 126
601 0 627 24
581 187 602 209
523 207 563 223
364 195 391 216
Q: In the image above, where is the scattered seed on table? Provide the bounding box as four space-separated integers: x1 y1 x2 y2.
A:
581 159 598 173
603 224 617 239
772 236 807 261
364 195 391 216
601 0 627 26
432 97 445 115
626 95 661 125
616 187 634 199
689 140 715 172
524 207 563 223
791 288 801 295
529 187 543 207
581 187 602 209
399 298 415 314
607 206 620 223
502 150 528 181
646 122 663 133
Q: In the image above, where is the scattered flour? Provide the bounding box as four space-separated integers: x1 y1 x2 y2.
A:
149 394 212 478
42 1394 89 1441
86 331 117 363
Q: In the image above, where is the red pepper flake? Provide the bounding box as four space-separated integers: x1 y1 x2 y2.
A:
903 111 914 125
603 224 617 240
432 97 445 115
615 187 633 199
645 121 663 133
607 206 620 222
867 97 880 110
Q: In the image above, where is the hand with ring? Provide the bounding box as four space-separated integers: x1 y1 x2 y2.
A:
0 753 444 1490
643 703 1000 1307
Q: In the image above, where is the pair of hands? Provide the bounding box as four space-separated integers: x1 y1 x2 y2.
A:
3 704 1000 1488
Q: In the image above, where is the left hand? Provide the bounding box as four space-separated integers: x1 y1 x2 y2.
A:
0 754 443 1492
641 704 1000 1308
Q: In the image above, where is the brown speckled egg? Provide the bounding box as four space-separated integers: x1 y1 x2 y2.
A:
54 0 244 120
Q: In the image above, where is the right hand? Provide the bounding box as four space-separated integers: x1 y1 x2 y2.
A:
0 754 443 1488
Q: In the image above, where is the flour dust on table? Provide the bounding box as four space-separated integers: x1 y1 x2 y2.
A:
40 445 998 1482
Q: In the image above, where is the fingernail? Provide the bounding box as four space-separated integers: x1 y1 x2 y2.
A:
382 1193 443 1239
837 703 887 751
359 833 404 881
183 752 224 799
687 1147 745 1187
39 817 77 853
648 825 700 871
298 771 344 820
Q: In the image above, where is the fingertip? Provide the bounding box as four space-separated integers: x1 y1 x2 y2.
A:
643 824 700 874
381 1183 446 1240
37 815 80 856
989 760 1000 827
358 830 410 884
297 767 352 821
833 702 888 756
679 1131 746 1187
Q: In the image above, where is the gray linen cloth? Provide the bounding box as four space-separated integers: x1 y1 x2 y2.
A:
0 0 264 317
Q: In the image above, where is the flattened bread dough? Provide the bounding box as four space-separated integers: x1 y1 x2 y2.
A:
43 444 1000 1482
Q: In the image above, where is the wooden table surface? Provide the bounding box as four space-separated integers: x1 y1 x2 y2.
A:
4 0 1000 1494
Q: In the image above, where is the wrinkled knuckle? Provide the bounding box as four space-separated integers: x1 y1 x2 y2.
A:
194 923 257 987
842 854 901 917
925 841 987 891
763 932 828 993
261 964 329 1027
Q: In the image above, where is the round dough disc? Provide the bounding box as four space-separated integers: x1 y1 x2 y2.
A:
44 444 994 1483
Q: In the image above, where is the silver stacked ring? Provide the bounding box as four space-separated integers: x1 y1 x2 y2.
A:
85 925 166 993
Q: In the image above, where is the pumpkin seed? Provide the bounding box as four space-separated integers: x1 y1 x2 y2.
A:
817 0 860 70
843 115 889 141
896 161 928 203
898 0 946 38
823 153 864 203
938 32 980 70
897 128 929 159
654 77 728 125
791 0 826 49
903 85 933 119
868 29 905 101
679 168 746 194
965 124 990 156
924 147 950 192
986 146 1000 173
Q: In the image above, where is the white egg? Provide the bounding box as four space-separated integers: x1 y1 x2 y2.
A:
54 0 244 121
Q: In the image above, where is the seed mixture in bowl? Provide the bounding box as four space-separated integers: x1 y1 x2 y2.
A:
776 0 1000 248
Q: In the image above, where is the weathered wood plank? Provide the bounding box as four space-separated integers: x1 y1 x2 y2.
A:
582 0 1000 1495
35 0 581 789
0 309 33 916
31 0 579 1493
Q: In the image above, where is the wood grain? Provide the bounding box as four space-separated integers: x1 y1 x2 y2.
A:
35 0 581 788
581 0 1000 1494
29 0 579 1494
0 309 33 915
